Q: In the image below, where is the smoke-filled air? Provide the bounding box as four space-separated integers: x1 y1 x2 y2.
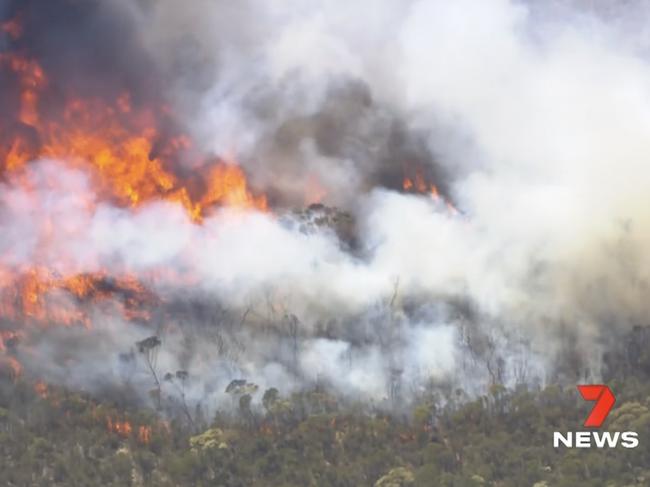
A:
1 0 649 415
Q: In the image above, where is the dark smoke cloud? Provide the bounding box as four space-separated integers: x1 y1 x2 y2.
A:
3 0 159 101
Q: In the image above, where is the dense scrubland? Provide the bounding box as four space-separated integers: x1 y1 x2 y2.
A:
2 348 650 487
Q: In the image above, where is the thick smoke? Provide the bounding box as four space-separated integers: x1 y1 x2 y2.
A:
3 0 650 412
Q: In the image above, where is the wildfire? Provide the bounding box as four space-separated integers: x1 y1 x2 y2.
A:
138 425 152 444
0 267 156 329
0 16 266 349
200 163 268 214
8 357 22 377
402 171 441 201
119 421 132 437
107 417 133 438
0 331 22 380
1 32 266 220
0 11 458 394
402 165 460 214
1 356 22 379
34 380 48 398
106 417 153 444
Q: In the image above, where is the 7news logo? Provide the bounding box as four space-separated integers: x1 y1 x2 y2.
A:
553 385 639 449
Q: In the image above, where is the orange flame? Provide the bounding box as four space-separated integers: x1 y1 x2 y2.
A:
402 174 440 202
0 31 269 354
2 356 22 379
0 266 159 335
402 166 460 216
1 51 266 219
107 417 133 438
0 44 268 328
34 381 49 398
106 417 153 444
138 425 152 444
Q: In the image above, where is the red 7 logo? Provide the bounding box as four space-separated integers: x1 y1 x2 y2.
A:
577 385 616 428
